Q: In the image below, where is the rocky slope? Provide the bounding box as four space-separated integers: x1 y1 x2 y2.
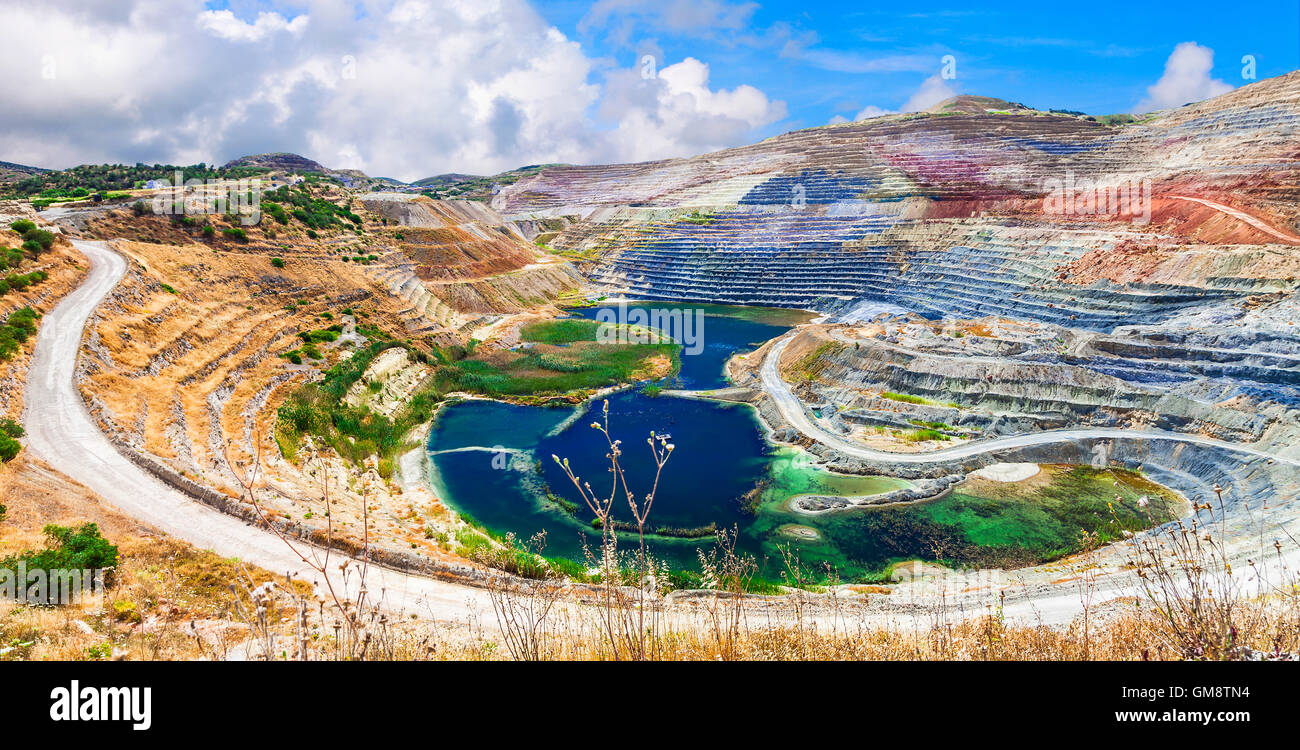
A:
485 72 1300 557
40 184 584 566
493 72 1300 452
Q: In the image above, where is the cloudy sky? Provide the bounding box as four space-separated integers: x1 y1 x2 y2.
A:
2 0 1296 181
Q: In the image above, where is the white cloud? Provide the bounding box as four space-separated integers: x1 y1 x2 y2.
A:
902 74 958 112
599 57 786 162
1137 42 1233 112
196 10 309 43
0 0 786 181
853 105 894 120
831 75 956 124
795 49 933 74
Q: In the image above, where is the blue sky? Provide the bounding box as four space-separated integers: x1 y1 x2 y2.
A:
3 1 1297 177
544 0 1300 133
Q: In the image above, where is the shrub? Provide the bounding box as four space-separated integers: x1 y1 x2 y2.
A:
0 307 41 362
298 328 340 344
19 227 55 257
201 224 215 237
221 226 248 242
0 523 120 585
1 271 46 298
0 433 19 462
271 257 286 268
881 391 932 405
0 418 24 438
4 306 40 341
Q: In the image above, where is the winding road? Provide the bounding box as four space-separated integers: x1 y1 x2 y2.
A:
1169 195 1300 245
23 240 490 621
19 240 1293 631
760 335 1300 467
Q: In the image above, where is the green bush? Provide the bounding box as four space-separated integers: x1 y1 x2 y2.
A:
0 432 19 462
298 328 340 343
1 270 47 298
270 257 286 268
0 418 24 438
19 227 55 257
0 523 120 584
221 226 248 242
0 307 42 362
0 246 24 271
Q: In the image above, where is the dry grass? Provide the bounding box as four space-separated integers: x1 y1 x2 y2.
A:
0 455 309 660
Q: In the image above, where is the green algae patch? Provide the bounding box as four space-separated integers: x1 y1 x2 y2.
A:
762 448 909 508
754 463 1186 581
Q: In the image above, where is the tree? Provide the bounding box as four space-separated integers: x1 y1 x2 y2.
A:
22 227 54 253
0 432 19 462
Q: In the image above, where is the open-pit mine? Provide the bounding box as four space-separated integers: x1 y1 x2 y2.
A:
5 72 1300 653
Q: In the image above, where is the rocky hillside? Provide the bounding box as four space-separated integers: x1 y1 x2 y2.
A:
0 159 49 183
492 72 1300 458
221 152 327 172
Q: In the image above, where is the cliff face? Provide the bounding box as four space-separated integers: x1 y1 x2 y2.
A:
493 72 1300 315
359 194 583 329
491 72 1300 455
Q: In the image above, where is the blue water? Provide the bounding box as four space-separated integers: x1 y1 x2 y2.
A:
566 301 802 389
428 391 772 569
428 301 815 570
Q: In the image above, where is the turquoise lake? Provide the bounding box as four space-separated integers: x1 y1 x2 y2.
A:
426 301 918 579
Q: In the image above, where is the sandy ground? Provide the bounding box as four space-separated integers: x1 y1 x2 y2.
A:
1169 195 1300 244
969 462 1041 482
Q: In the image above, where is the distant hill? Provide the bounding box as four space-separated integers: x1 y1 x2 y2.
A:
411 173 484 187
0 159 50 183
924 95 1034 115
0 161 270 199
222 152 326 172
412 165 569 201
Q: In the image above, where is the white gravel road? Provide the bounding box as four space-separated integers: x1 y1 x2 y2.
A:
1169 195 1300 244
760 336 1300 467
23 240 491 622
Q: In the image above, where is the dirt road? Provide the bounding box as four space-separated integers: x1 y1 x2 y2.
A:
23 240 492 622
